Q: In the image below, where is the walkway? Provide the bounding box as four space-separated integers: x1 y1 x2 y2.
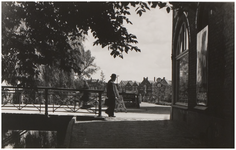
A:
64 102 206 148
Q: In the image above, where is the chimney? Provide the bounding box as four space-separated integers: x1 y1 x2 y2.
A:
154 77 156 82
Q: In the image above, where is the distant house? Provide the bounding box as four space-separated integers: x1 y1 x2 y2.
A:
132 82 139 93
119 80 139 93
118 77 172 103
138 77 153 96
119 80 130 92
155 77 172 103
137 77 172 103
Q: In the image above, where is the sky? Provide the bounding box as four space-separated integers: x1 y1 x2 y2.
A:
83 6 172 83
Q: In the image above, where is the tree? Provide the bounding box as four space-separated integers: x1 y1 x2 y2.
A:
38 65 76 88
78 49 99 80
2 2 173 87
38 35 97 88
100 71 106 83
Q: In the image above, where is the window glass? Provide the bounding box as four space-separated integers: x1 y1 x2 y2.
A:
177 53 188 105
175 22 189 106
196 26 208 106
184 27 189 50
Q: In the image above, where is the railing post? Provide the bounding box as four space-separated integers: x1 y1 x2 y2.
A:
45 88 48 117
98 92 102 117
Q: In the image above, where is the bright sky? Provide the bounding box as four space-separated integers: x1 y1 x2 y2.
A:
84 6 172 83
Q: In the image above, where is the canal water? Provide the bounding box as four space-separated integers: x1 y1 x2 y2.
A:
3 130 57 148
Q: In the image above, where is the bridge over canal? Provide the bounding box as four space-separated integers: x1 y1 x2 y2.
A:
2 86 106 147
2 86 173 148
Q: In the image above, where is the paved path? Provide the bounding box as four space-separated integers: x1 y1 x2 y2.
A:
64 102 206 148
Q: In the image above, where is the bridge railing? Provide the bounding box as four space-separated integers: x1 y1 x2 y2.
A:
1 86 105 117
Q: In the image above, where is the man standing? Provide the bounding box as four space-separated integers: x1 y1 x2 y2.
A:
106 73 119 117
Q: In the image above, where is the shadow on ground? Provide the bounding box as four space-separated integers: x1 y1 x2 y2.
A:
126 106 171 114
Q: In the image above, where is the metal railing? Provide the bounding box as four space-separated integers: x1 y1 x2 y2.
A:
2 86 105 117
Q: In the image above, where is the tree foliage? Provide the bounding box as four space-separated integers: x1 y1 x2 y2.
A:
37 35 97 88
38 65 75 88
78 49 99 80
2 1 173 87
100 71 106 83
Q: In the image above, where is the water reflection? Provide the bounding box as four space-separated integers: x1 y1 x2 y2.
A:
3 130 57 148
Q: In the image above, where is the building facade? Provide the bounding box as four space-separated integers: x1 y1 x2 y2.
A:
155 77 172 103
171 2 234 147
137 77 172 103
119 80 139 93
138 77 153 96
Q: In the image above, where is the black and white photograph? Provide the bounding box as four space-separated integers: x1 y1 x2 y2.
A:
1 1 234 148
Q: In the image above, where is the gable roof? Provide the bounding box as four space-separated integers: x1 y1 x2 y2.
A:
119 80 129 86
119 80 134 86
126 82 132 86
133 82 139 86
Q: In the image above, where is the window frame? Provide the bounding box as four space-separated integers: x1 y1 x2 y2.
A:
174 21 190 106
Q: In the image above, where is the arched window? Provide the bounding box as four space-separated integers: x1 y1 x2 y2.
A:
175 21 189 106
177 23 189 55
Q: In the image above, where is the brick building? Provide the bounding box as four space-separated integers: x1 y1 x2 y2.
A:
119 80 139 93
155 77 172 103
138 77 154 97
171 2 234 147
138 77 171 103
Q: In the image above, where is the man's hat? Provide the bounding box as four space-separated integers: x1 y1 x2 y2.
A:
111 73 116 78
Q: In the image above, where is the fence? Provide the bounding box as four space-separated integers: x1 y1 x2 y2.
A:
2 86 104 117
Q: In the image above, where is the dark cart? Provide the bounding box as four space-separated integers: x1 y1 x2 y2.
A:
121 93 140 108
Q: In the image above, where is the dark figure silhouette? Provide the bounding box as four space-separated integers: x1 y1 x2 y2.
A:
105 74 119 117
